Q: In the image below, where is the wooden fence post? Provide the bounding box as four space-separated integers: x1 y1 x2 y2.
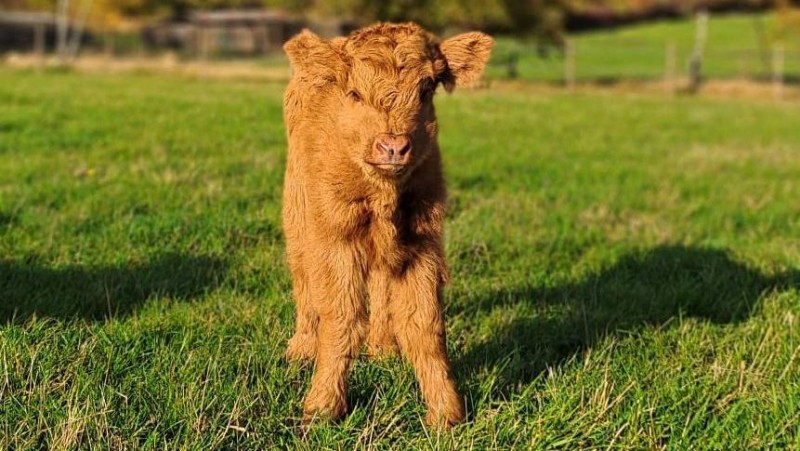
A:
56 0 70 64
688 10 708 94
200 26 209 62
564 39 575 90
664 40 677 95
104 32 115 60
34 23 45 68
772 43 784 101
66 0 93 61
507 51 519 80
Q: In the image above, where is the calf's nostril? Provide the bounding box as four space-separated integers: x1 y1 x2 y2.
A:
378 141 394 156
396 140 411 156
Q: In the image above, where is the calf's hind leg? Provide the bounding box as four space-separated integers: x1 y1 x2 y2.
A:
366 268 399 358
286 254 318 362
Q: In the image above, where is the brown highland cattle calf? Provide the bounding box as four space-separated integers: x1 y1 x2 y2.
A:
281 22 492 427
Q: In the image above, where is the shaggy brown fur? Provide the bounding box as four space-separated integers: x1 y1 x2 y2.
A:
281 22 492 427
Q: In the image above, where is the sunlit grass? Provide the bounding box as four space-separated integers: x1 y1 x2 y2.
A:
0 68 798 449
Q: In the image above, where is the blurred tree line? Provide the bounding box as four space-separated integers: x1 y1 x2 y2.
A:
5 0 799 46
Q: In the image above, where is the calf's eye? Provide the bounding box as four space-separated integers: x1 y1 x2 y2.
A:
347 90 363 103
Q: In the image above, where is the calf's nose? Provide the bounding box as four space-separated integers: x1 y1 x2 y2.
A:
373 134 412 164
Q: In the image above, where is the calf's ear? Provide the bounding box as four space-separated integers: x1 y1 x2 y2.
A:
284 29 344 82
440 32 494 91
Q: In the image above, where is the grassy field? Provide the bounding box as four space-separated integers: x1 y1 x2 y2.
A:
1 67 799 449
487 13 800 82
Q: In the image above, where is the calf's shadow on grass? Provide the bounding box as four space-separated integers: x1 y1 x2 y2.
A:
0 253 227 323
453 245 799 399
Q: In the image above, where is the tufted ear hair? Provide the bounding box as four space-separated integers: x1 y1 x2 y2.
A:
440 32 494 91
284 29 346 83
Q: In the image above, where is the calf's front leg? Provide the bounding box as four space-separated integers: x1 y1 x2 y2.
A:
302 245 368 423
391 252 464 427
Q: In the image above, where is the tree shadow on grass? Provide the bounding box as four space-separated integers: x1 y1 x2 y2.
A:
453 245 799 398
0 253 228 323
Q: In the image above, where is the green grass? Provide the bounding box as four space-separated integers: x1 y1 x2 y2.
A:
487 12 800 82
1 67 799 449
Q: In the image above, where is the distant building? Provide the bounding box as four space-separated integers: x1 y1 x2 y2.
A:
0 11 55 53
143 9 359 56
1 8 359 57
144 10 301 55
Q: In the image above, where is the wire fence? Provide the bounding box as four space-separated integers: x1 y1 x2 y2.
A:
4 11 800 98
487 40 800 82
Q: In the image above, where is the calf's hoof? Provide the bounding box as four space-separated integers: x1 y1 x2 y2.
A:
286 333 317 362
425 392 466 428
302 391 348 425
425 407 465 428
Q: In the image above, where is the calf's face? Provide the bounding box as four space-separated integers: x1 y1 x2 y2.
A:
284 23 492 181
